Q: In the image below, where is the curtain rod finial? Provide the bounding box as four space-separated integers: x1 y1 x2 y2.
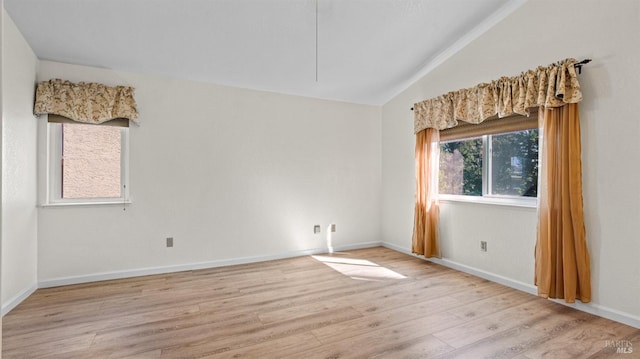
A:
574 58 592 74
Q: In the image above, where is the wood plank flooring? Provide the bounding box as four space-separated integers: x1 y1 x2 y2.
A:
3 247 639 358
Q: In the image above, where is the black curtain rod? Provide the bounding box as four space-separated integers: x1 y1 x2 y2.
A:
574 58 591 74
410 59 592 111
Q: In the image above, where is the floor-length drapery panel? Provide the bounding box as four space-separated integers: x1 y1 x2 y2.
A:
412 128 441 258
535 103 591 303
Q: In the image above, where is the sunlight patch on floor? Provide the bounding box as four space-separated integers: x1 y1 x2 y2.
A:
312 254 407 281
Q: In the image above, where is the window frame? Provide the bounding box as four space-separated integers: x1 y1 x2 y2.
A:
438 113 539 208
43 120 131 206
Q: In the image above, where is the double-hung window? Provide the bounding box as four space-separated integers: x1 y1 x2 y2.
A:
438 112 538 206
46 115 130 205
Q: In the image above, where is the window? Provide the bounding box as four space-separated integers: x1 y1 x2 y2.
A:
488 130 538 197
47 119 129 205
440 137 483 196
438 113 538 206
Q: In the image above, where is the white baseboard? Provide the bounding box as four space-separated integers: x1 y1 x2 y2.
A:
2 283 37 316
381 242 640 329
38 241 383 288
382 242 537 294
547 299 640 330
9 240 640 329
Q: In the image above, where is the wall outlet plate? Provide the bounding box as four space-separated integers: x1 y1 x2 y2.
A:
330 224 336 232
480 241 487 252
166 237 174 247
313 225 321 234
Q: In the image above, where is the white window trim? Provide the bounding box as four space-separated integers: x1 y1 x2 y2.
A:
438 132 538 209
41 121 131 207
438 193 537 208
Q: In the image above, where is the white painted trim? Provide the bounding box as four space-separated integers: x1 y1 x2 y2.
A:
2 283 37 316
381 242 640 329
40 200 133 208
433 257 537 295
384 0 529 104
439 194 537 209
548 299 640 330
10 239 639 329
38 241 383 288
382 241 536 294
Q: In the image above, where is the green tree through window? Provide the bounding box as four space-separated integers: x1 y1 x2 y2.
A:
440 138 483 196
490 130 538 197
439 129 538 199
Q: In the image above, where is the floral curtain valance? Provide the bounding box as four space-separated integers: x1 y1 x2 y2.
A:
34 79 139 125
413 58 583 133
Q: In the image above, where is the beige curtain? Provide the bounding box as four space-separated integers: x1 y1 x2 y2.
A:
34 79 139 124
411 58 591 303
535 103 591 303
413 58 582 133
412 128 441 258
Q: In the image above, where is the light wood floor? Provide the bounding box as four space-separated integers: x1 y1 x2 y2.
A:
3 247 639 358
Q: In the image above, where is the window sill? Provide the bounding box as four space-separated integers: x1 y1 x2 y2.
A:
438 194 537 208
40 200 132 208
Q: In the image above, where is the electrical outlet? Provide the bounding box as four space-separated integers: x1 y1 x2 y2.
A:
166 237 174 247
480 241 487 252
313 225 321 234
330 224 336 232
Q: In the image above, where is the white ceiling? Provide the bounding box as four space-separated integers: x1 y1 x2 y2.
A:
4 0 524 105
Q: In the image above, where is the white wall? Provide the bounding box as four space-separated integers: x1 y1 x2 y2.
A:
36 61 382 283
382 0 640 323
5 0 639 330
1 10 38 312
1 0 4 347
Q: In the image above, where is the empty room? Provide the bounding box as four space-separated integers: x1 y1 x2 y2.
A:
2 0 639 358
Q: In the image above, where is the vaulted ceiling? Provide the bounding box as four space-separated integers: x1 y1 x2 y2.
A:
5 0 524 105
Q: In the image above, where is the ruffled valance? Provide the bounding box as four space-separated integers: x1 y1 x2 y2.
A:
34 79 139 125
413 58 583 133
